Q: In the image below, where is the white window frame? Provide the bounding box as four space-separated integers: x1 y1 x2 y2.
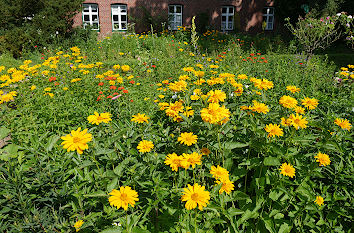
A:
168 5 183 30
221 6 235 31
263 7 275 30
111 4 128 31
82 4 99 30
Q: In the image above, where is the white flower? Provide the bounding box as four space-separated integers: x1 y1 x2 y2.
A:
336 13 341 16
348 15 352 19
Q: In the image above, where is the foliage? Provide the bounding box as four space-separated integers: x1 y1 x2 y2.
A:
285 13 353 60
0 0 84 57
0 30 353 233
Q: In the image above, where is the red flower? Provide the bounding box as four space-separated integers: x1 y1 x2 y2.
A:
54 82 59 86
110 86 117 90
107 95 113 99
222 52 226 54
98 82 104 86
99 91 103 94
113 92 118 95
250 53 255 56
118 86 124 90
123 89 129 94
151 65 156 68
49 77 56 82
130 99 134 102
129 80 135 84
261 57 265 59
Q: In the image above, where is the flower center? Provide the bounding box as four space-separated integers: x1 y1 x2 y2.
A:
97 116 104 121
120 193 128 201
191 193 199 201
73 137 81 143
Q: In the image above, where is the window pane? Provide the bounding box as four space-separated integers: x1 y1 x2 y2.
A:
84 15 89 22
176 15 182 22
93 23 99 29
222 7 227 13
113 15 118 21
121 15 127 21
92 15 98 22
229 7 234 14
91 5 98 12
83 5 89 12
268 16 273 22
176 6 182 13
121 23 127 29
222 16 226 22
228 16 233 21
269 8 274 14
267 22 273 29
262 8 268 14
114 23 119 30
169 6 174 13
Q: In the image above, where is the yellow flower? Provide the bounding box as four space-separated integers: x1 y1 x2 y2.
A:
44 87 52 92
334 118 352 131
315 152 331 166
30 85 36 90
164 153 183 171
288 114 308 129
314 196 324 206
281 117 292 127
71 78 81 83
181 152 202 169
169 80 187 92
200 103 230 124
207 90 226 103
137 140 154 153
73 220 84 232
301 97 318 110
61 127 92 154
237 74 248 80
293 106 305 114
279 95 298 109
87 112 112 125
178 132 198 146
131 113 150 124
63 87 68 91
113 64 121 69
217 178 235 194
194 70 205 78
210 165 229 180
279 163 295 178
190 95 200 100
108 186 139 210
181 183 210 210
250 100 269 114
264 124 284 138
44 92 54 98
286 85 300 93
121 65 130 72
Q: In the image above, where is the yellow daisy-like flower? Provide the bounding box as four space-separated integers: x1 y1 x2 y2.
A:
314 196 324 206
301 97 319 110
210 165 229 180
293 106 305 114
194 70 205 78
121 65 130 72
314 152 331 166
250 100 269 114
131 113 150 124
108 186 139 210
178 132 198 146
181 183 210 210
169 80 187 92
61 127 92 154
137 140 154 153
207 90 227 103
281 117 292 127
286 85 300 93
87 112 112 125
164 153 184 171
279 163 295 178
200 103 230 124
264 124 284 138
237 74 248 80
334 118 352 131
288 114 308 129
181 152 202 169
73 220 84 232
217 178 235 194
279 95 298 109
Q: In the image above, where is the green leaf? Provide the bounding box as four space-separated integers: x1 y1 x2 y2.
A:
114 157 137 176
0 127 10 140
107 177 118 192
264 157 280 166
45 135 60 152
278 223 292 233
233 191 251 201
100 228 122 233
214 141 249 150
0 144 19 161
227 207 244 217
132 227 150 233
84 190 107 197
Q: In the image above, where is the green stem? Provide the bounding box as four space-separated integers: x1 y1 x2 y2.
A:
194 210 198 233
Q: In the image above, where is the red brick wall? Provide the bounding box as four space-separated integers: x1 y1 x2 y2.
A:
73 0 274 35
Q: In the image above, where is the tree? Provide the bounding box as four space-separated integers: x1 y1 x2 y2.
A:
0 0 84 57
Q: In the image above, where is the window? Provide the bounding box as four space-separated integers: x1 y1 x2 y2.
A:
221 6 234 31
112 4 127 31
263 7 274 30
83 4 99 30
168 5 183 30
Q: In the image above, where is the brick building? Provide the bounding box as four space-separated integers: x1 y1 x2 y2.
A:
73 0 275 35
